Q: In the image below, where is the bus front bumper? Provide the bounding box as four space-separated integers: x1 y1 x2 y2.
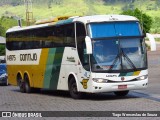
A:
90 79 148 93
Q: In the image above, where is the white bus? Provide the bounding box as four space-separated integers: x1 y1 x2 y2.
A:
6 15 149 99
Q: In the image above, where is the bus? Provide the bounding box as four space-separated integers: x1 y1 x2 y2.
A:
6 15 149 99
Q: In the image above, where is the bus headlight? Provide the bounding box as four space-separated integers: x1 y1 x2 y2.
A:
93 78 108 83
136 75 148 80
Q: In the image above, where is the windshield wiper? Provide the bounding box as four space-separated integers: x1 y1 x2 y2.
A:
108 48 137 72
108 53 121 72
120 48 137 71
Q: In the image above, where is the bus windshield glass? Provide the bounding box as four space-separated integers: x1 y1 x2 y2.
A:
88 22 147 72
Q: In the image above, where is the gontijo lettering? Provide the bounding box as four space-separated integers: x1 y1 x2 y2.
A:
20 53 37 61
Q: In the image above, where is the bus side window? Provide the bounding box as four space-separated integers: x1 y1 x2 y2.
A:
63 23 75 47
76 22 89 71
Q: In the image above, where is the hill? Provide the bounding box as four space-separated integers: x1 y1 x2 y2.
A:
0 0 160 33
0 0 159 19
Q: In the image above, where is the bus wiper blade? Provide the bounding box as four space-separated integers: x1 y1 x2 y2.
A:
120 48 137 71
108 49 137 72
108 53 120 71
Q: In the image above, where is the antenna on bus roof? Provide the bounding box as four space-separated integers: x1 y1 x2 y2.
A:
24 0 33 26
12 16 22 27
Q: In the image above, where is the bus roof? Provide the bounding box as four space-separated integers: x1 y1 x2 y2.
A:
6 15 138 33
74 15 138 23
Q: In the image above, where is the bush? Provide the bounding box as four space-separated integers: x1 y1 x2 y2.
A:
0 24 5 37
0 44 5 56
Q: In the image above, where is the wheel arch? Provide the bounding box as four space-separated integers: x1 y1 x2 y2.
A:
68 73 80 91
23 71 33 87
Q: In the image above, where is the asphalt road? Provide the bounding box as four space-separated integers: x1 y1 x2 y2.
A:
0 44 160 120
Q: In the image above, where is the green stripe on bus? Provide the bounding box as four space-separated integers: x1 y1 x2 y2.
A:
119 72 128 77
49 48 64 90
43 48 56 88
119 71 140 77
56 18 73 25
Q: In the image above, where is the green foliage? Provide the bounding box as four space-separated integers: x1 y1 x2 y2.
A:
0 44 5 56
121 8 152 33
0 0 159 34
151 17 160 33
0 24 5 37
156 0 160 5
0 16 26 35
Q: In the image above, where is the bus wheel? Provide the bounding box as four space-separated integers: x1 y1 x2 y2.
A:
24 74 31 93
69 77 83 99
17 75 25 93
114 90 129 96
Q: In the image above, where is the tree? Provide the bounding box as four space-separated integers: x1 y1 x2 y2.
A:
121 8 152 33
0 17 6 37
0 44 5 56
0 24 5 37
156 0 160 5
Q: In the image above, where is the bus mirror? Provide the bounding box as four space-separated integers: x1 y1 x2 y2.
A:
146 33 156 51
85 36 93 54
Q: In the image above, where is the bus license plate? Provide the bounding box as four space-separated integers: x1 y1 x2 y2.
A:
118 85 127 89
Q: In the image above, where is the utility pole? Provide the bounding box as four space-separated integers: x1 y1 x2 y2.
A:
24 0 33 26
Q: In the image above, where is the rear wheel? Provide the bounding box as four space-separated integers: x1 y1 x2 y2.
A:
69 77 83 99
114 90 129 96
24 75 31 93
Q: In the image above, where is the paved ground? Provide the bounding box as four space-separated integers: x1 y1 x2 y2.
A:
0 44 160 120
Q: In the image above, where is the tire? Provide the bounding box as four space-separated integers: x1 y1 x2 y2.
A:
19 80 25 93
17 74 25 93
114 90 129 96
24 75 31 93
5 79 8 86
69 77 83 99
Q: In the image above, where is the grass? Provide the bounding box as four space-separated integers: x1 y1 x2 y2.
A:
0 0 159 20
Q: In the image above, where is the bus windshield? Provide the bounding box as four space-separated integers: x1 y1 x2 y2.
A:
88 22 147 72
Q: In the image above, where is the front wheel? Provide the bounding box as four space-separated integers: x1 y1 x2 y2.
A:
69 78 83 99
114 90 129 96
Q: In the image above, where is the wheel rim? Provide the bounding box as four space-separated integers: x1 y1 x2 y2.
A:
71 83 78 95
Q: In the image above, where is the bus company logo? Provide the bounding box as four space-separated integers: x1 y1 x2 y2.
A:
106 75 118 77
66 57 75 62
121 77 125 81
20 53 37 61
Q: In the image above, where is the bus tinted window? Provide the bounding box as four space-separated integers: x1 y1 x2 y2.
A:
6 23 75 50
76 22 89 71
